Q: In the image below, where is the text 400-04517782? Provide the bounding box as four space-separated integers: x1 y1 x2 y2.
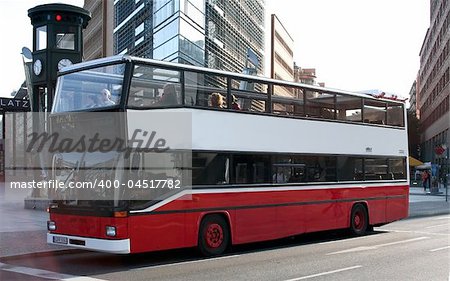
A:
95 179 182 189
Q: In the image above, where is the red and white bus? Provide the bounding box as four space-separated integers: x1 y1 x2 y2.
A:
46 55 409 256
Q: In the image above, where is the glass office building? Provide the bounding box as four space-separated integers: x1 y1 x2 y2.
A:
113 0 265 74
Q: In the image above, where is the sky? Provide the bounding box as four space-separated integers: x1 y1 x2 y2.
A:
0 0 429 99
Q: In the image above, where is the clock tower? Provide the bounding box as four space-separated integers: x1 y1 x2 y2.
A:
28 4 91 112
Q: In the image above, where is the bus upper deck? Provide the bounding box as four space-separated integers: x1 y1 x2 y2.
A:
52 55 405 129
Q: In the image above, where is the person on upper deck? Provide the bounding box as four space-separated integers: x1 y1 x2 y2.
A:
231 94 241 110
210 93 225 108
101 89 115 106
157 83 179 106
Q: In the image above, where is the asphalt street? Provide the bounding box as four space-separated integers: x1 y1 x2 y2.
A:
0 186 449 280
0 214 449 281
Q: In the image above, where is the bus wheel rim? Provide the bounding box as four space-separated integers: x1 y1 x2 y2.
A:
354 211 364 230
205 223 224 248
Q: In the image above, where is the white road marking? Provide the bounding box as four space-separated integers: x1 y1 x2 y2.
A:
134 254 241 270
379 229 448 236
326 237 429 255
429 245 450 252
61 276 105 281
0 262 105 281
318 235 375 245
431 216 450 221
425 223 450 229
283 265 363 281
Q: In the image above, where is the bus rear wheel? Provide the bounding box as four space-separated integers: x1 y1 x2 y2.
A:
350 204 368 236
198 214 230 256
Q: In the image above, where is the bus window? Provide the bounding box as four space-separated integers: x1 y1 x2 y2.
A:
365 158 388 180
304 90 318 117
271 85 302 116
253 162 267 183
235 163 248 184
386 103 404 127
272 156 292 183
337 156 363 181
191 153 228 185
363 100 387 125
53 64 124 112
336 95 362 122
273 163 306 183
305 91 336 120
389 158 406 179
231 78 268 112
272 102 294 115
184 72 227 108
233 154 271 184
128 65 181 108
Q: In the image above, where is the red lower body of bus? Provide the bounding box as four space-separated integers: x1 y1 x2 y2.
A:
47 184 408 254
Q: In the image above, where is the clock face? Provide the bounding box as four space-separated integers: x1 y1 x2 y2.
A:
58 58 73 71
33 59 42 76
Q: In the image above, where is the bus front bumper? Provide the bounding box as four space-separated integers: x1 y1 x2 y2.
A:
47 233 130 254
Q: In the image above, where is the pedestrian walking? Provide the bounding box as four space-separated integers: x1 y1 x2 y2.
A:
422 170 430 192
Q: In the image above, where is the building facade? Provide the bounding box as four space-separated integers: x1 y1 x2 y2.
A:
417 0 450 166
294 65 317 85
408 80 418 118
270 14 294 103
270 14 294 82
83 0 114 60
112 0 265 76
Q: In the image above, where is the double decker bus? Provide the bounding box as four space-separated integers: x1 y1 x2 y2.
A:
46 55 409 256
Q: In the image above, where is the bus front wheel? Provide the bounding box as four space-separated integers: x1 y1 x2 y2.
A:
198 214 230 256
350 204 369 236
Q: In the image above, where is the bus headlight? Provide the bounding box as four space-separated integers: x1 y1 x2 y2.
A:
47 221 56 231
106 226 116 237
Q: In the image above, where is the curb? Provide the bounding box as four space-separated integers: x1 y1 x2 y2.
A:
408 210 450 218
410 192 448 197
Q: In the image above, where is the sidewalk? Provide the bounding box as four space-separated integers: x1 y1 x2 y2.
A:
1 185 449 258
409 185 449 196
0 197 68 258
408 185 450 218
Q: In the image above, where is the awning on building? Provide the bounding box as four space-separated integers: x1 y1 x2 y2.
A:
409 156 423 167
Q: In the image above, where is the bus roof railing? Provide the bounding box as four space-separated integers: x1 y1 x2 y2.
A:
58 55 405 105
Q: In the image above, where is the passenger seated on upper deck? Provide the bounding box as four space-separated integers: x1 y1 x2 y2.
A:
151 83 179 107
210 93 225 108
101 89 115 106
231 94 241 110
158 83 179 106
161 84 178 105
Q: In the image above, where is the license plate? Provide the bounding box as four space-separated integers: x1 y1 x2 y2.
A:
53 236 68 245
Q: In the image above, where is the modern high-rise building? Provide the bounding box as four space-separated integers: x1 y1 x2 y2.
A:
417 0 449 166
112 0 265 76
83 0 114 60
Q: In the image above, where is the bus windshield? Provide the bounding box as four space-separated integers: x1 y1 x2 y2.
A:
52 151 124 209
52 64 125 112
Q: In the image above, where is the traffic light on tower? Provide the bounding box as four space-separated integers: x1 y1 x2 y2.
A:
28 3 91 112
